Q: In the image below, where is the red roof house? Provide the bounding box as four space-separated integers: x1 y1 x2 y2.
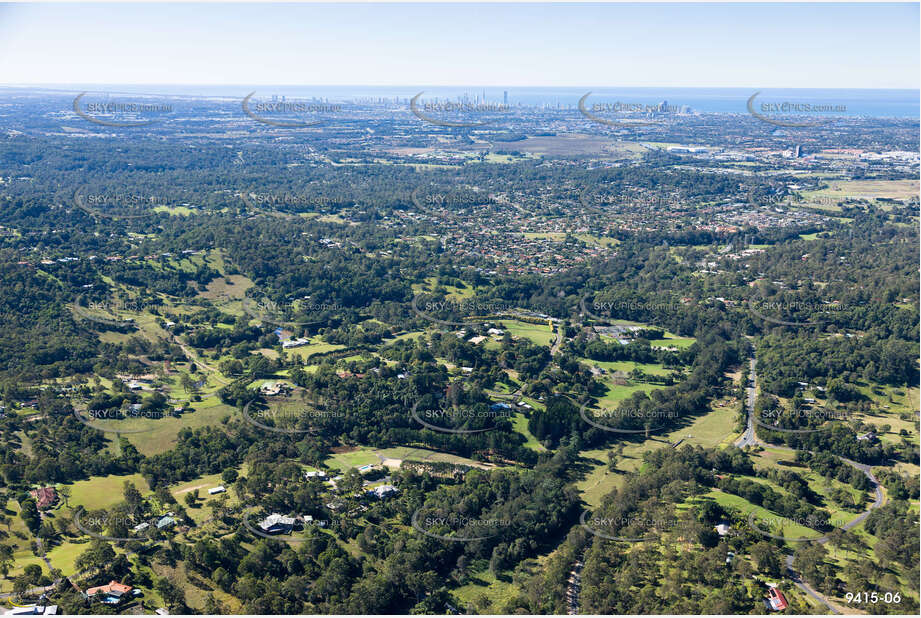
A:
767 586 788 611
29 487 57 510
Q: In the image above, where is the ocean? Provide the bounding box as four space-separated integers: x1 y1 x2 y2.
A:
6 85 919 118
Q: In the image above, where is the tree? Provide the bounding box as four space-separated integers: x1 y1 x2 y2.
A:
339 468 364 495
0 544 14 578
750 541 781 577
179 372 195 394
123 481 143 513
12 575 29 599
155 576 187 612
18 499 40 536
23 564 42 583
606 450 618 472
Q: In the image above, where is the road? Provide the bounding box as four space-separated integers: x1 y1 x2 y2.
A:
734 355 758 448
784 554 840 614
566 560 583 615
734 351 885 615
550 322 564 356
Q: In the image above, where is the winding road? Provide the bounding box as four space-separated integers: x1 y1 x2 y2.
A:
735 352 886 615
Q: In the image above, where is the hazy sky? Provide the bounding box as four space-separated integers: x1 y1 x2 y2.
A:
0 2 918 88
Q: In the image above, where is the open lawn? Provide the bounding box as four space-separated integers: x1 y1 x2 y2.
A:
594 379 663 408
284 339 347 361
169 470 242 525
500 319 554 347
511 412 546 452
694 490 821 540
116 399 235 457
580 358 673 377
577 401 739 507
451 566 525 613
649 332 696 349
66 473 151 511
806 179 919 201
198 274 253 301
324 445 497 472
324 446 382 471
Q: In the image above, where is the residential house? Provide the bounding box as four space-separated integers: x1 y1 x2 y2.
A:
29 487 57 510
282 337 310 349
155 514 176 530
368 484 399 499
764 586 788 611
258 513 296 534
85 581 134 605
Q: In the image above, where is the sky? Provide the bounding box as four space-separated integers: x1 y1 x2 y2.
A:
0 2 918 89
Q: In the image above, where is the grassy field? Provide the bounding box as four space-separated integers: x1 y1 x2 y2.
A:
118 399 236 457
324 445 498 472
511 412 546 452
649 332 696 349
691 490 820 539
0 503 49 592
594 379 663 408
284 339 347 361
573 233 619 248
324 446 383 471
169 470 241 525
451 566 526 613
412 277 477 301
803 179 919 201
66 472 151 511
849 384 919 445
499 319 554 347
198 274 253 301
576 400 739 507
580 358 673 377
661 401 738 448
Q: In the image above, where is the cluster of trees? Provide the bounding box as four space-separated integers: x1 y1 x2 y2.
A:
155 453 579 613
757 334 918 397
